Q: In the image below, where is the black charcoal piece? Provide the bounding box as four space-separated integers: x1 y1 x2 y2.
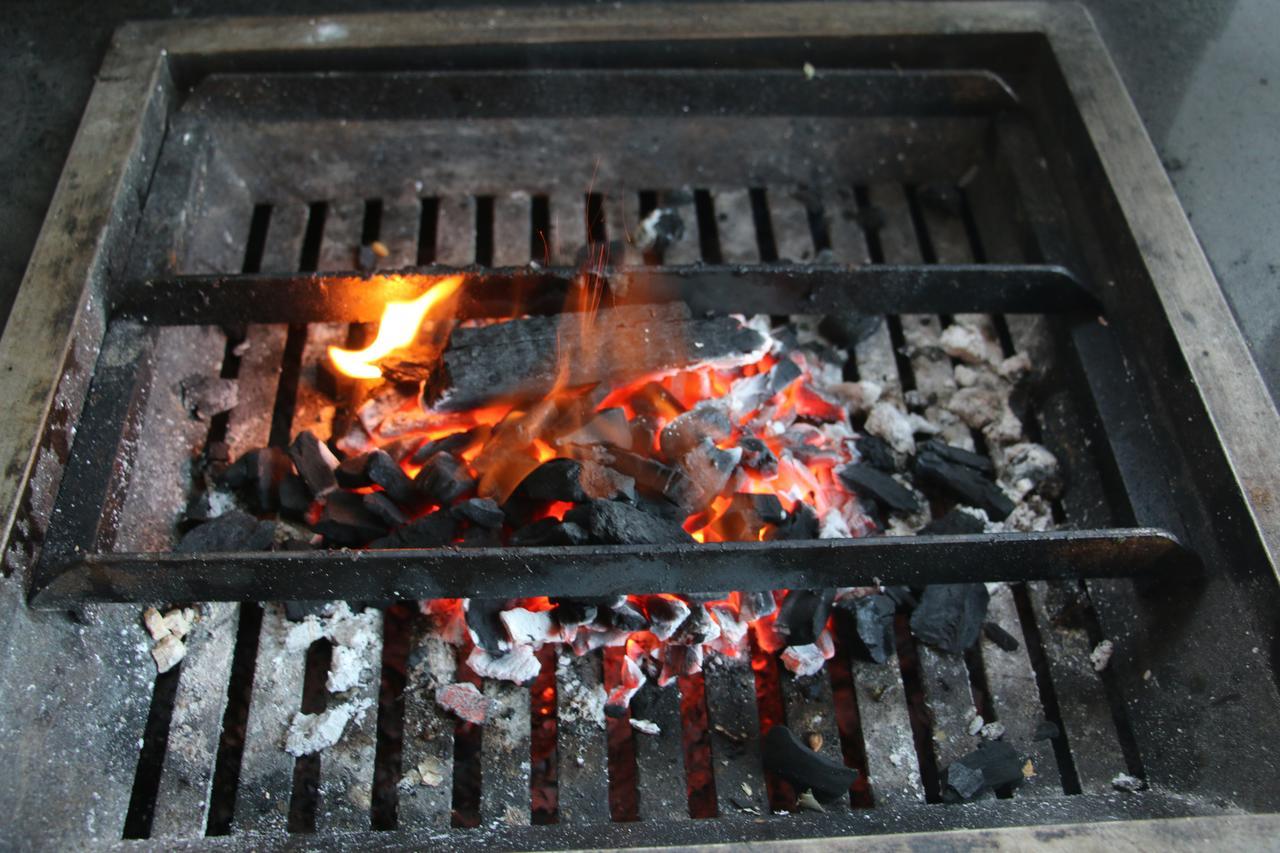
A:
633 495 687 522
920 508 986 535
910 583 990 654
451 497 506 529
367 449 418 505
707 492 786 541
460 526 503 547
914 450 1014 520
762 725 859 804
370 511 457 548
771 503 820 540
183 491 226 525
681 592 732 604
659 405 733 461
410 427 489 465
983 621 1021 652
467 599 509 654
288 431 340 498
414 451 476 504
627 680 662 720
363 492 409 527
244 520 285 552
855 434 897 473
176 511 260 553
278 473 312 520
643 595 692 639
1034 720 1061 741
335 453 376 489
883 585 918 609
510 517 590 546
738 435 779 477
942 741 1025 802
838 463 921 514
777 589 835 646
285 601 329 622
851 594 897 664
512 458 635 504
604 601 649 631
220 447 291 512
565 500 694 545
314 491 388 546
917 439 996 475
550 599 598 627
557 407 632 449
818 313 883 349
635 206 685 252
737 590 778 622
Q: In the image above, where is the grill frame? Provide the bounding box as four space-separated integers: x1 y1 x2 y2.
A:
0 3 1277 847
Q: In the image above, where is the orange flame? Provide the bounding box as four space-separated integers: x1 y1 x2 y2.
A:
328 275 464 379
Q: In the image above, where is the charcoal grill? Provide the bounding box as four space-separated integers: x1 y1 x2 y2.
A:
1 2 1278 847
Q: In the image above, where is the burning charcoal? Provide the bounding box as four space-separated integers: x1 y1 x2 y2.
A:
818 313 883 349
465 599 510 654
837 463 921 514
314 491 388 546
737 591 778 622
910 583 990 654
565 500 694 545
414 451 476 504
777 589 835 646
635 206 685 252
914 449 1014 520
659 644 705 685
550 599 598 628
679 439 742 510
511 458 636 504
855 434 896 473
659 405 733 461
556 407 632 449
435 682 498 725
278 473 312 520
335 453 377 489
467 645 542 684
983 621 1020 652
366 449 418 506
629 415 660 455
369 511 456 548
846 593 896 664
762 725 859 804
771 503 820 540
781 644 829 677
451 497 505 529
673 604 720 646
510 517 590 546
288 431 340 498
176 511 260 553
410 426 490 466
917 438 995 475
363 492 408 527
603 600 648 632
942 741 1025 802
707 493 786 541
180 374 238 421
597 447 700 513
643 595 692 641
738 435 778 477
920 508 986 535
725 358 803 418
605 654 647 717
629 381 687 420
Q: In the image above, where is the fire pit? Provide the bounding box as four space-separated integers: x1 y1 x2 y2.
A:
0 3 1277 848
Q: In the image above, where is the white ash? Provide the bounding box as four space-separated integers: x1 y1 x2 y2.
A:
1090 639 1115 672
327 644 372 693
824 380 881 415
954 364 981 387
630 718 661 736
939 323 1000 366
979 721 1006 741
285 697 373 756
151 634 187 674
864 401 939 456
998 352 1031 380
967 714 985 736
998 442 1061 500
284 603 380 693
780 643 827 677
500 607 558 647
819 507 853 540
1001 496 1055 533
555 653 607 728
1111 773 1147 793
467 644 542 684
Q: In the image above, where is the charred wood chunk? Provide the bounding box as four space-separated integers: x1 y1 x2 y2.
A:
942 741 1025 802
913 449 1013 520
565 500 694 545
762 724 859 804
466 599 509 654
983 621 1020 652
777 589 835 646
363 492 409 527
738 435 779 477
770 503 819 541
424 303 766 411
512 458 636 504
707 493 786 541
510 517 590 546
555 407 632 450
919 508 986 535
818 313 884 349
909 583 990 654
451 497 506 530
314 491 389 546
369 511 457 549
176 511 260 553
842 593 896 664
410 426 491 466
917 439 995 475
288 431 340 498
659 405 732 462
278 473 312 521
414 451 476 504
837 463 921 515
855 434 896 473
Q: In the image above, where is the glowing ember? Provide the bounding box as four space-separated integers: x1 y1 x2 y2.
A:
328 274 464 380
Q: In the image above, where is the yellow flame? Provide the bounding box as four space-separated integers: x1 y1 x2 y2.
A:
328 275 464 379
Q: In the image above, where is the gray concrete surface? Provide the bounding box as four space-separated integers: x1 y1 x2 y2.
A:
2 0 1277 399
